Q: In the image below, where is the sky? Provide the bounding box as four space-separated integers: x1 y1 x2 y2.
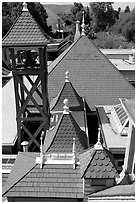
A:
41 1 135 11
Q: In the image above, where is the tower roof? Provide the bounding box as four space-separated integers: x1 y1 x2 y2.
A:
50 71 84 111
48 35 134 111
80 146 119 179
44 110 88 153
2 3 50 47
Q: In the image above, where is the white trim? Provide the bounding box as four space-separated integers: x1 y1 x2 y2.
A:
2 169 11 173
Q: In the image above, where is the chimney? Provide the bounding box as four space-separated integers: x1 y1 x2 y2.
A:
74 21 81 41
21 141 29 152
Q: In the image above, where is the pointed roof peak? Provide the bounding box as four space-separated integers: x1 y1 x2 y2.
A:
63 98 70 114
81 10 85 36
65 71 69 82
22 2 28 12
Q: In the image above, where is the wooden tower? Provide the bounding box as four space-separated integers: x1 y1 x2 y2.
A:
2 3 50 151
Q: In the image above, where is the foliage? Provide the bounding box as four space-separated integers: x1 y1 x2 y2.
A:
27 2 52 35
124 5 130 13
92 31 135 49
89 2 120 32
112 9 135 42
2 2 22 37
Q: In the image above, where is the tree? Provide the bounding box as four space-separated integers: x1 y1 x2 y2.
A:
2 2 22 37
112 8 135 42
125 5 130 13
89 2 119 32
27 2 52 36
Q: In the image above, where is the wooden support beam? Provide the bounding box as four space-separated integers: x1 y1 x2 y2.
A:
20 122 40 148
25 75 42 98
16 75 45 117
27 121 45 148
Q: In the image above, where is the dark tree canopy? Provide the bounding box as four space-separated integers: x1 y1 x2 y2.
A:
89 2 119 32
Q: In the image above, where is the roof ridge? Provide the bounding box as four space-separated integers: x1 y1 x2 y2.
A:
44 114 64 152
46 113 88 153
2 153 38 196
92 40 135 91
51 80 84 111
2 10 22 41
48 36 82 75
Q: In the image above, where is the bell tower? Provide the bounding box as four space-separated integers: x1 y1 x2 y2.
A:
2 2 50 151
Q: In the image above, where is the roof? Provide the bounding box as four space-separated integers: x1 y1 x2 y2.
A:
44 113 88 153
100 49 135 56
2 8 49 47
48 35 134 111
89 183 135 198
2 78 17 145
3 152 38 196
80 146 119 179
109 59 135 71
96 106 127 152
120 98 135 125
3 152 83 199
96 98 135 151
50 78 84 111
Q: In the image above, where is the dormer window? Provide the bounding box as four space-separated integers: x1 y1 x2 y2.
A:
111 104 129 136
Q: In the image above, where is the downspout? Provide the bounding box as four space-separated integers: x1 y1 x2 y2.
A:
83 98 89 147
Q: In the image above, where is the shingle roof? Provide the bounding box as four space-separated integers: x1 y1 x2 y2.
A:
89 183 135 197
48 35 134 111
3 152 38 196
80 146 119 179
2 9 50 47
3 153 83 199
44 113 88 153
50 80 84 111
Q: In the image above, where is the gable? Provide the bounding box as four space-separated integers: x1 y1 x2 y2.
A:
48 36 134 111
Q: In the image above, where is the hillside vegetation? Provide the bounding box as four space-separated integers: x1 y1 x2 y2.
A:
2 2 135 49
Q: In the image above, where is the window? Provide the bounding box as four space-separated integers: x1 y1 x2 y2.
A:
111 104 129 135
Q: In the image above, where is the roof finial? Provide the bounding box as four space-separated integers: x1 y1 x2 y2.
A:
81 10 85 36
40 131 44 169
63 98 69 114
72 137 76 169
65 71 69 82
22 2 28 11
74 20 81 41
94 127 103 150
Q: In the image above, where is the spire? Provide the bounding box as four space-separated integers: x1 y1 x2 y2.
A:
72 137 76 169
94 127 103 150
81 11 85 36
74 20 81 41
63 98 70 114
22 2 28 12
65 71 69 82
